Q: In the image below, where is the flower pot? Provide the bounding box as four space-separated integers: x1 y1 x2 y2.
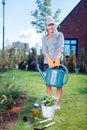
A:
41 105 55 118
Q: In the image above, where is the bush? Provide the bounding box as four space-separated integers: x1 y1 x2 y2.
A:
67 51 76 72
0 79 23 112
79 48 86 73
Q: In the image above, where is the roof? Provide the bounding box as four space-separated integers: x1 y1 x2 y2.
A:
59 0 86 25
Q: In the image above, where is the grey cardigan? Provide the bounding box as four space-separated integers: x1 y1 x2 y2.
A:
42 31 64 64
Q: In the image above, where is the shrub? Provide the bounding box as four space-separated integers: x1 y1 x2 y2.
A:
79 48 86 73
67 51 76 72
0 80 23 112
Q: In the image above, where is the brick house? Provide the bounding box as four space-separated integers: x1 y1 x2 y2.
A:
58 0 87 65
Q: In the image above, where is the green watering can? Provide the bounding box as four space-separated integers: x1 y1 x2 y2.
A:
37 64 69 88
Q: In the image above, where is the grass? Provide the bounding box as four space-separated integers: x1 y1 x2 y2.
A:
0 69 87 130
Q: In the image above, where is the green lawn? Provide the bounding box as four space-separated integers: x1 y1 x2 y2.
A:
0 69 87 130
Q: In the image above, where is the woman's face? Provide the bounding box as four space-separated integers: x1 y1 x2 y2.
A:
46 23 55 34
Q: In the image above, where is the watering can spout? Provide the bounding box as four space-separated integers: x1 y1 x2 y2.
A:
37 64 45 80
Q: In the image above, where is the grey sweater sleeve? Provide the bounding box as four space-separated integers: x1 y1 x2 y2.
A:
42 36 48 55
57 32 64 52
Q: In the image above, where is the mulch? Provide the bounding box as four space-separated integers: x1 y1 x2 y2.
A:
0 92 28 130
0 112 18 130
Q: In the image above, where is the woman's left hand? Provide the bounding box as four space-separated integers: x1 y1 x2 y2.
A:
54 58 60 67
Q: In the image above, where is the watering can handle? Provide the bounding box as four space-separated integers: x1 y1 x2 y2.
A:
59 64 69 85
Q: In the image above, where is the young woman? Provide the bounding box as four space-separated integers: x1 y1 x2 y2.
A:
42 16 64 110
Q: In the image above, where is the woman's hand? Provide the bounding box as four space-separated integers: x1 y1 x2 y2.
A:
45 53 55 68
54 58 60 67
48 58 55 68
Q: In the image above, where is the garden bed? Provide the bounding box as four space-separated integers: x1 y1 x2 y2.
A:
0 92 28 130
0 112 18 130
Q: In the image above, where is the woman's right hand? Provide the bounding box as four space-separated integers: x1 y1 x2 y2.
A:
45 53 54 68
48 58 54 68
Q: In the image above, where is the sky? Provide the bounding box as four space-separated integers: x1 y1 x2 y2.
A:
0 0 81 49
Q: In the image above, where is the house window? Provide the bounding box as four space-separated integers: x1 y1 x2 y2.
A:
64 39 77 56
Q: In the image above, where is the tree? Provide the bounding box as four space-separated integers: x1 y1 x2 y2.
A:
31 0 61 33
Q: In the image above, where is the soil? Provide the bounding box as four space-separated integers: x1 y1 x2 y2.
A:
0 112 18 130
0 92 28 130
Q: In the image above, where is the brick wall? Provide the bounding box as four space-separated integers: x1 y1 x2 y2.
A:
59 0 87 64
